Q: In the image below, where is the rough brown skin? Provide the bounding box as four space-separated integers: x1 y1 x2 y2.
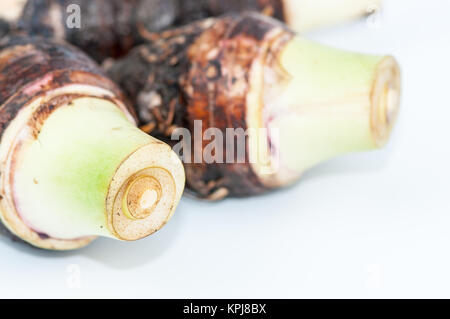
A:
14 0 284 62
0 35 132 245
17 0 179 62
0 19 10 40
174 0 284 26
109 13 293 199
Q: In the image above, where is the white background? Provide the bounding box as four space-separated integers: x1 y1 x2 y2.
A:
0 0 449 298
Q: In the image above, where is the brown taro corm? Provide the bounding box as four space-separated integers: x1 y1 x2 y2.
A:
109 13 292 200
16 0 179 62
0 36 113 247
108 12 401 201
10 0 283 62
0 36 184 250
8 0 379 62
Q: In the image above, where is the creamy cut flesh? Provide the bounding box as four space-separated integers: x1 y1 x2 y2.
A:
248 36 401 188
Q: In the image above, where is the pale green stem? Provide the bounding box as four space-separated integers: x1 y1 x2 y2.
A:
282 0 382 32
12 97 184 241
263 36 400 182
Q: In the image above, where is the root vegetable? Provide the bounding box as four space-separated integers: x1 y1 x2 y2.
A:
0 36 185 250
0 0 381 62
18 0 178 62
108 13 401 200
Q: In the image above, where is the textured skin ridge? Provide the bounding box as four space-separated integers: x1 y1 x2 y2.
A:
0 36 131 137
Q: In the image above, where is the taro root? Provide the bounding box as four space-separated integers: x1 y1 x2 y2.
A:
0 0 178 62
0 0 381 62
108 13 401 200
0 36 185 250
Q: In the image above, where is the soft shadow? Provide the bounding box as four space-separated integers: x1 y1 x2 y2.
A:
0 233 74 258
0 138 397 266
301 143 396 182
0 202 186 270
79 203 186 269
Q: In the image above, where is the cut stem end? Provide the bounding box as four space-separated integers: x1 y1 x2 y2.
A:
122 175 162 220
2 94 184 248
108 144 184 242
248 36 402 188
371 56 401 147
